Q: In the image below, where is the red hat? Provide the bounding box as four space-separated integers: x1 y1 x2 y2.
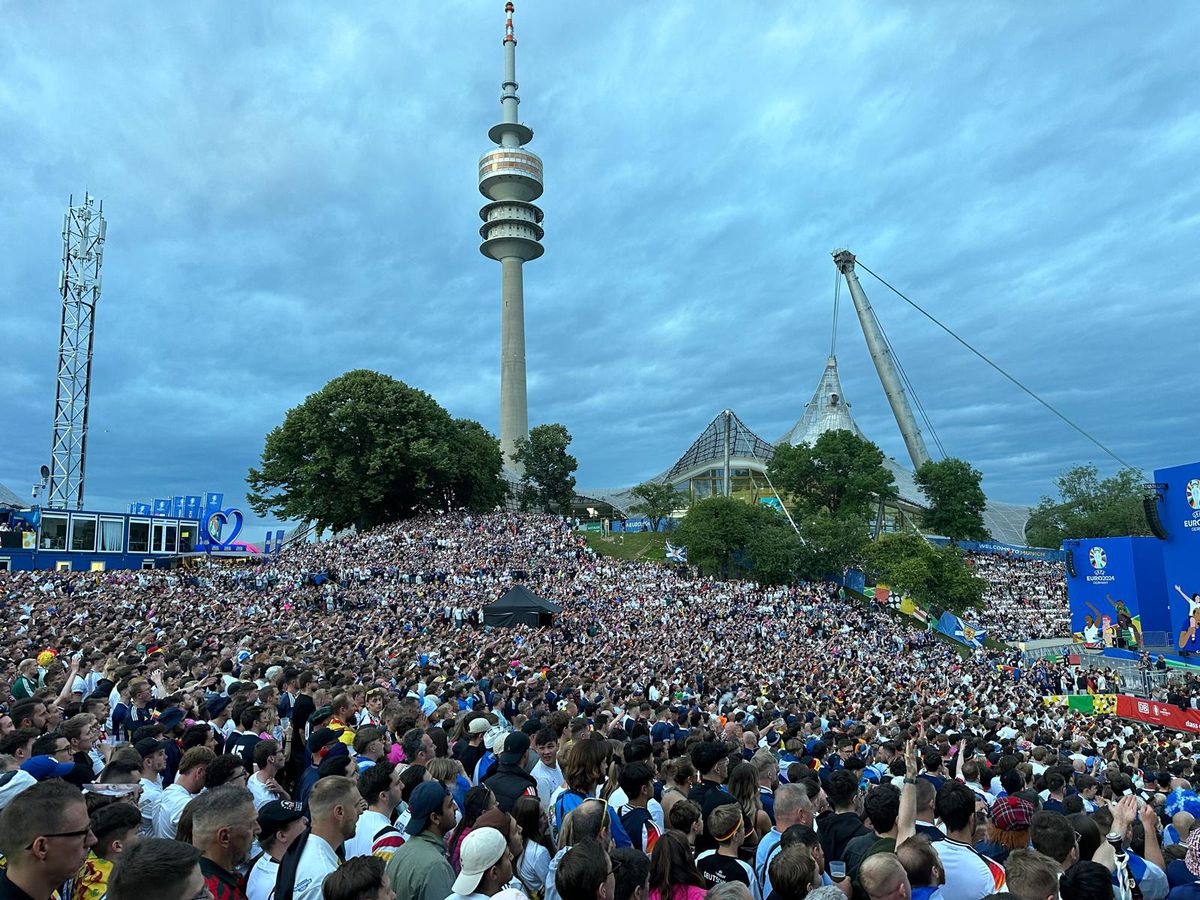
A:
991 796 1034 831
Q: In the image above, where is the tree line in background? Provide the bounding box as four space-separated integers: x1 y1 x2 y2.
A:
247 370 579 533
246 370 1149 615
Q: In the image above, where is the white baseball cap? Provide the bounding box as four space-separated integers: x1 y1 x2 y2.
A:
452 827 508 895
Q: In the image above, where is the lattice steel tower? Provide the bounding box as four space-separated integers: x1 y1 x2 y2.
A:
479 1 543 472
48 194 106 509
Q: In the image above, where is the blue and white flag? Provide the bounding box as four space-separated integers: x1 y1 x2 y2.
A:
666 541 687 562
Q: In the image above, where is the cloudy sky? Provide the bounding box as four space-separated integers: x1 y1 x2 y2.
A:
2 1 1197 534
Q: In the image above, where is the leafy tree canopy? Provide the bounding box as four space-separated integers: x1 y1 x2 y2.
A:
675 496 802 585
914 457 990 542
793 509 871 582
628 481 690 531
862 532 986 615
515 424 578 514
768 430 897 519
1024 464 1148 549
247 369 505 532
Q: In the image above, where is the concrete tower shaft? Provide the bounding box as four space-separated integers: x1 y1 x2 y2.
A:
480 2 543 469
833 249 932 470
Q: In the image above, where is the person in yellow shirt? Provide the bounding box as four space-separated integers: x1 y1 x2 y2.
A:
74 800 141 900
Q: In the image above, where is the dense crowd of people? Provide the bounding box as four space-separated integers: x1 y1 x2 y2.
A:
962 553 1069 643
1 512 1198 900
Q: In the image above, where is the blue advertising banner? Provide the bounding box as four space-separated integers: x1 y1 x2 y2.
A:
1153 461 1200 651
135 503 151 516
1063 536 1168 643
927 537 1065 561
182 496 203 519
152 499 171 517
172 496 184 517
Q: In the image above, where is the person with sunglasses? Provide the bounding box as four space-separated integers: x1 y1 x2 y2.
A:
0 779 95 900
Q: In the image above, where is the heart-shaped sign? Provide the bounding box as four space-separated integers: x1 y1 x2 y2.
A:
205 508 245 549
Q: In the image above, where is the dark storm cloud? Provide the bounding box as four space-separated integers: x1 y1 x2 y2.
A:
1 1 1197 532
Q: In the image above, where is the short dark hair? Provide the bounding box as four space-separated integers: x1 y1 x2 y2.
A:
1030 811 1074 864
9 700 40 728
535 727 557 746
203 754 246 790
557 839 611 900
90 801 142 856
322 855 386 900
863 784 901 833
611 846 650 900
357 760 394 805
0 728 39 756
935 781 977 832
107 838 201 900
618 761 655 799
0 780 86 857
826 769 859 807
32 731 67 756
1059 860 1113 900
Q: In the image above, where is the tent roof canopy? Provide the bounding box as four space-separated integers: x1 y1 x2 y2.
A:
484 583 561 614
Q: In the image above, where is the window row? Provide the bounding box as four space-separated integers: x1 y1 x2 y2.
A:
38 515 197 554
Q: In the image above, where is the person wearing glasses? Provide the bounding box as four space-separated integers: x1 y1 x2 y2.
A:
106 838 209 900
0 779 96 900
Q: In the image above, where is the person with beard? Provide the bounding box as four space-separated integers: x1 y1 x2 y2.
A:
283 776 362 900
192 785 261 900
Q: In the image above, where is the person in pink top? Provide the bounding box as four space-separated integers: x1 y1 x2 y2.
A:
649 830 708 900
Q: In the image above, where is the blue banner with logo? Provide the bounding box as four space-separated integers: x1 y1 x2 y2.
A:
152 499 171 517
182 495 203 520
1153 461 1200 650
935 611 987 649
1063 536 1168 643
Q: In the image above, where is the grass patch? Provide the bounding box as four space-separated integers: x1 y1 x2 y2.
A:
583 531 669 562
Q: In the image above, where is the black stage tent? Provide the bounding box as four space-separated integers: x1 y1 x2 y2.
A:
482 584 561 628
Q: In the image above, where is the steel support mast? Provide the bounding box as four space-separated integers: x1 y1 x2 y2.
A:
48 194 106 509
832 249 931 469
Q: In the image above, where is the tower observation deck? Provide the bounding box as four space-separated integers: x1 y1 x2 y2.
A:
479 2 543 471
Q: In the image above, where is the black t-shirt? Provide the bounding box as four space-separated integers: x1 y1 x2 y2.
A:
696 850 754 892
0 870 36 900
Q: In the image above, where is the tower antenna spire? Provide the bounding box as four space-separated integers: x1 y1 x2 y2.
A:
479 2 544 472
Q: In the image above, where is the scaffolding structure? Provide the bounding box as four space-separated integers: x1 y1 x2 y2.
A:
47 194 106 509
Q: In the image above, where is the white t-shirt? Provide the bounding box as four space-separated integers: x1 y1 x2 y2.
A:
936 837 1005 900
344 809 392 860
246 854 280 900
248 772 284 811
138 778 164 836
292 834 339 900
518 840 552 895
154 783 195 839
531 760 564 807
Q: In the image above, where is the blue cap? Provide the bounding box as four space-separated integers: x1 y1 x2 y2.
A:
20 755 76 782
405 782 450 835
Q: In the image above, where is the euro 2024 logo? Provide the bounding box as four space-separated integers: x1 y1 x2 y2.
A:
1089 547 1107 570
1188 479 1200 510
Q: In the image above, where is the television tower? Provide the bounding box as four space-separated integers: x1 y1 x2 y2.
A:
47 194 106 509
478 1 543 472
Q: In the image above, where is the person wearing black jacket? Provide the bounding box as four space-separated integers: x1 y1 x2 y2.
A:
484 732 539 812
817 769 869 867
686 742 738 855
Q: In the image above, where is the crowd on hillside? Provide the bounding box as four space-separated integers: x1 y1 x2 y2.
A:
963 553 1069 643
2 512 1199 900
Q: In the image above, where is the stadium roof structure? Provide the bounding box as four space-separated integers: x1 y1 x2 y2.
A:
665 409 776 481
576 353 1033 547
778 355 864 446
0 481 25 508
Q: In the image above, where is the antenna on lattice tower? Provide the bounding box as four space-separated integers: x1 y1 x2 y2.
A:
47 193 106 509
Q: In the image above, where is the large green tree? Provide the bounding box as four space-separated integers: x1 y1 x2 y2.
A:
674 496 802 584
515 424 578 514
768 430 897 519
628 481 690 531
1025 464 1148 548
862 532 986 614
914 457 990 541
793 509 871 581
247 369 505 532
